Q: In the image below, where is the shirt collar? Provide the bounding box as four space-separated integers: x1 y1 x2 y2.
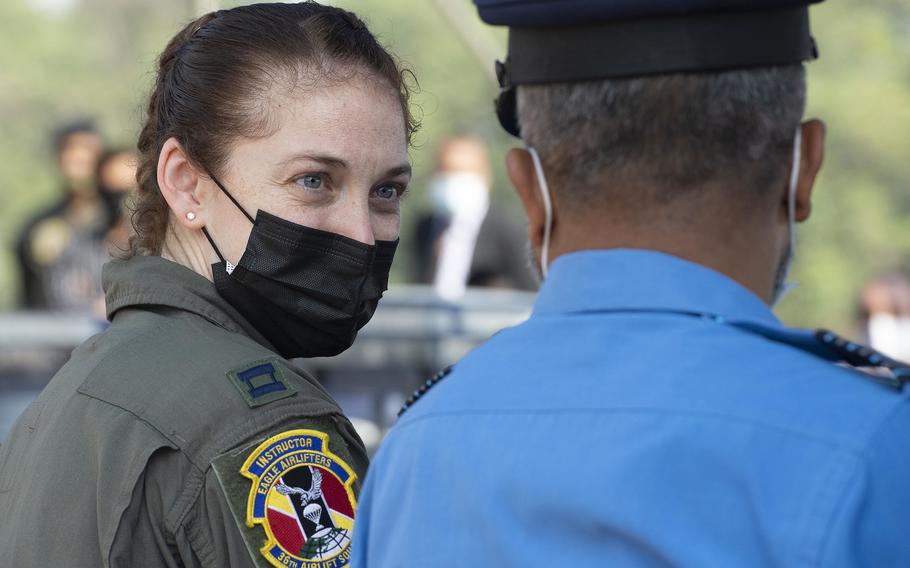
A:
533 249 781 327
103 255 277 350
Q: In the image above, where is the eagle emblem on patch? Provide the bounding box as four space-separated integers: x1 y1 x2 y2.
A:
242 430 357 568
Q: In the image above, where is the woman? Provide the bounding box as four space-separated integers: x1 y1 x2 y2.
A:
0 3 415 567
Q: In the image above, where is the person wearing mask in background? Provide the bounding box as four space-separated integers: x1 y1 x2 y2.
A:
414 135 536 301
354 1 910 565
859 272 910 362
0 3 415 567
95 147 140 255
15 119 108 311
78 147 141 319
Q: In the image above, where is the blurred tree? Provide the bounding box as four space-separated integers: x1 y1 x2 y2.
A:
0 0 909 338
779 0 910 333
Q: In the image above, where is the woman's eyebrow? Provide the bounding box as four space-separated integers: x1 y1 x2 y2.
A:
276 154 411 179
276 153 349 169
384 164 412 178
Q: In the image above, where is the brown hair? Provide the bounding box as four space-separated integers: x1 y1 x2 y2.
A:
130 2 417 257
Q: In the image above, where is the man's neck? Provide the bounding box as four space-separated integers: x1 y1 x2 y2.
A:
551 215 782 305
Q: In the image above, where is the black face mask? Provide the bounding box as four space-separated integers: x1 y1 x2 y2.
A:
202 176 398 359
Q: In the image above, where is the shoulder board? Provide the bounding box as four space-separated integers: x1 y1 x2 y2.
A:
815 329 910 387
398 366 453 417
732 321 910 388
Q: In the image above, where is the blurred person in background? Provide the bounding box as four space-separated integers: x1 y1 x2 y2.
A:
858 271 910 361
414 135 535 301
355 0 910 565
14 119 108 311
0 3 414 567
96 146 139 255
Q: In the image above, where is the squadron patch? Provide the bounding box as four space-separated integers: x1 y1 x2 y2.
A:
241 430 357 568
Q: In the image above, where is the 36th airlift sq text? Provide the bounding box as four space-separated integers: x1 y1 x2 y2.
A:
274 545 351 568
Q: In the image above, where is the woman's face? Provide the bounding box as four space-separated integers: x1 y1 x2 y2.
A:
202 73 410 265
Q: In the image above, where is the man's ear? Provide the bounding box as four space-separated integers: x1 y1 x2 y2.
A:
506 148 547 249
157 137 204 230
786 119 825 223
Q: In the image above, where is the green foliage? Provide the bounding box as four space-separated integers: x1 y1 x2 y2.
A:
777 0 910 332
1 0 909 337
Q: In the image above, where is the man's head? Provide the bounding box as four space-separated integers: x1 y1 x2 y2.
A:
436 136 491 184
429 136 492 222
52 119 103 194
476 0 827 303
518 67 805 214
859 272 910 361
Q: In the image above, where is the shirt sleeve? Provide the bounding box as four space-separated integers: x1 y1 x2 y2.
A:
110 414 367 568
175 467 262 568
107 446 267 568
107 447 195 568
819 396 910 566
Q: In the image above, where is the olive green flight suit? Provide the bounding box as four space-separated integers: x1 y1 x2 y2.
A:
0 256 368 567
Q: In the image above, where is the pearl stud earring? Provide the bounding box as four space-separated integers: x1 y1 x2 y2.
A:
186 212 196 221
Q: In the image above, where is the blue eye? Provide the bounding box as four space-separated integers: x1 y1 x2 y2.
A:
376 185 398 200
299 175 323 190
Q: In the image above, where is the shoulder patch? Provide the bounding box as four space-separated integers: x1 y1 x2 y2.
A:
398 366 453 417
214 429 358 568
227 359 297 408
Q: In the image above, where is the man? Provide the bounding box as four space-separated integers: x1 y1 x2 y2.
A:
353 1 910 566
859 272 910 361
15 119 108 310
414 135 536 300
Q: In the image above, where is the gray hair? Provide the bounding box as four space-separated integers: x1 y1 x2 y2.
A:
517 65 806 209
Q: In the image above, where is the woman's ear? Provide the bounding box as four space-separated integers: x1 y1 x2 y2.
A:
506 148 546 249
157 137 204 229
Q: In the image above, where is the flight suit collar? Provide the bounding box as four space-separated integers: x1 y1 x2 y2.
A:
103 255 277 350
533 249 781 328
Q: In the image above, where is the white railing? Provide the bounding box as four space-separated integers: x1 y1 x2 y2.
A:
0 285 536 445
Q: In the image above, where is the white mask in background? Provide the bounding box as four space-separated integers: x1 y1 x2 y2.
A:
429 173 490 224
430 172 490 301
868 313 910 362
771 127 803 305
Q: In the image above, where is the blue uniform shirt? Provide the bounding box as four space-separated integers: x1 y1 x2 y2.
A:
353 250 910 567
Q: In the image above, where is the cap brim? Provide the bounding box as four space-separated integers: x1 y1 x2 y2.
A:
506 5 816 85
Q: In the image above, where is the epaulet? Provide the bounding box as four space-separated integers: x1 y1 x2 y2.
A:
398 366 453 417
814 329 910 388
732 320 910 389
